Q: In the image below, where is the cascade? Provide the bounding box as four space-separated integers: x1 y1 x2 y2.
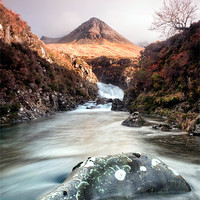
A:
76 82 124 111
97 82 124 100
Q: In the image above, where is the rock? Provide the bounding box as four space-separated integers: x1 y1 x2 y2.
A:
86 106 97 109
122 112 145 127
186 115 200 136
193 124 200 136
96 97 112 105
111 98 125 111
40 153 191 200
152 124 172 132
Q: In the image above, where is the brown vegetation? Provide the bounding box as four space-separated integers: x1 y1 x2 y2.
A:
86 57 138 89
0 3 98 123
47 42 142 58
124 21 200 130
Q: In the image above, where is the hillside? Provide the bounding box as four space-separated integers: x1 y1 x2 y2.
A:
124 22 200 131
41 17 143 58
0 3 98 124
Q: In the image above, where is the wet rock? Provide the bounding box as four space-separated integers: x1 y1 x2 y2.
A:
186 115 200 136
152 124 172 132
86 106 97 109
96 97 112 105
111 98 125 111
40 153 191 200
122 112 145 127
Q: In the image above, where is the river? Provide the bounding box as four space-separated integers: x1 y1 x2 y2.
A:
0 83 199 200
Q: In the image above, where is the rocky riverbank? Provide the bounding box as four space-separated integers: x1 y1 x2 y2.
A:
121 22 200 135
0 3 98 124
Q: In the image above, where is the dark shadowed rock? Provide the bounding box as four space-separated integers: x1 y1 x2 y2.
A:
152 124 172 132
111 98 125 111
41 153 191 200
96 97 112 105
122 112 145 127
86 106 97 109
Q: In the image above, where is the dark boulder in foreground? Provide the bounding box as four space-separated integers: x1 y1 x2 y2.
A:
41 153 191 200
122 112 145 127
111 98 125 111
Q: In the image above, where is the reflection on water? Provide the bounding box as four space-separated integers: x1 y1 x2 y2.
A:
0 110 200 200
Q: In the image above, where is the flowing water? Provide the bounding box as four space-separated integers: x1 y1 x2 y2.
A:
0 83 199 200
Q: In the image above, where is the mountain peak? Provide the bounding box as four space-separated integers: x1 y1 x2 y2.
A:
41 18 132 44
89 17 101 21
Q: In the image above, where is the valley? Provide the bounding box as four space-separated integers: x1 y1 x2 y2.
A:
0 1 200 200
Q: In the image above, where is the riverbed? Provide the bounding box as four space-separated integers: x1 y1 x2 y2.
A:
0 83 200 200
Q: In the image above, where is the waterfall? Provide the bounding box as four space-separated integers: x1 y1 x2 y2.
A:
97 82 124 100
76 82 124 111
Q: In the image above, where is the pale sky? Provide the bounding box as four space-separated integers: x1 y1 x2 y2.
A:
2 0 200 45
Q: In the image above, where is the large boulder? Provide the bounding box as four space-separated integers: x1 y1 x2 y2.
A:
111 98 125 111
41 153 191 200
122 112 145 127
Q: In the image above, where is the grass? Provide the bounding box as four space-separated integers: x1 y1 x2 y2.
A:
47 42 143 58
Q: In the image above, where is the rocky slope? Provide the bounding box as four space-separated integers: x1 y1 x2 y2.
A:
123 22 200 132
0 3 98 124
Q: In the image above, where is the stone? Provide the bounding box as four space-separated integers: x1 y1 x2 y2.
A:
40 153 191 200
96 97 112 105
86 106 97 109
186 115 200 136
122 112 145 127
152 124 172 132
111 98 125 111
193 124 200 136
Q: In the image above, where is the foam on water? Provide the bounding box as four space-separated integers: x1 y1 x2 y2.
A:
97 82 124 100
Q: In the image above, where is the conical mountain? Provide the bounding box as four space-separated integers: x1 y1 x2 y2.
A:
41 17 132 44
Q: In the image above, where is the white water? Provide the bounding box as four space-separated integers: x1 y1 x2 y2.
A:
97 82 124 100
0 83 199 200
76 82 124 111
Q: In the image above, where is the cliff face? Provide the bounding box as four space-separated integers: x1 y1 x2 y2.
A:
124 22 200 130
86 57 138 90
0 3 98 124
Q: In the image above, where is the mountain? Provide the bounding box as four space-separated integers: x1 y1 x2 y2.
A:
41 17 132 44
123 21 200 132
0 2 98 124
41 18 143 58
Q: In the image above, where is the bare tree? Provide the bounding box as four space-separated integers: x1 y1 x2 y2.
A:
150 0 198 38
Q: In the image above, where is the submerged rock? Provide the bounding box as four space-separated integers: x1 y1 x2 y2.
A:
122 112 145 127
40 153 191 200
86 106 97 109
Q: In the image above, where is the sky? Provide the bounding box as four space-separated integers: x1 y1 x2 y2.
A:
2 0 200 45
